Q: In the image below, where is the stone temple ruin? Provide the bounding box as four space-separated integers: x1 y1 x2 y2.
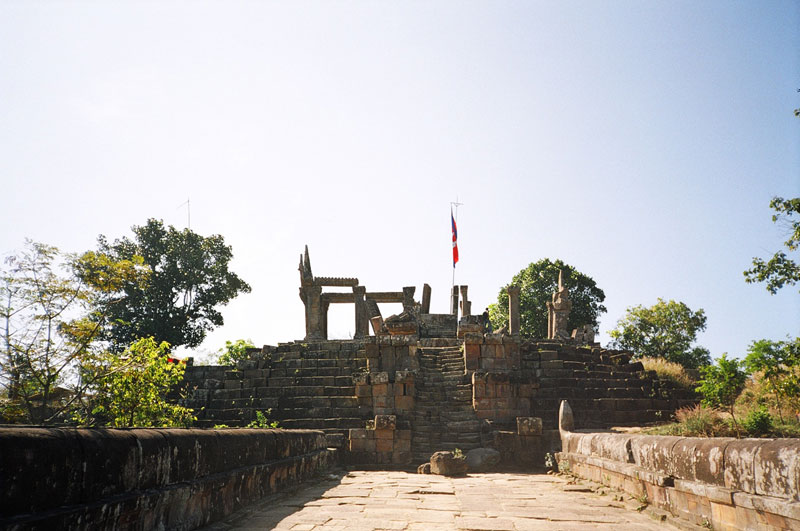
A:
182 247 697 466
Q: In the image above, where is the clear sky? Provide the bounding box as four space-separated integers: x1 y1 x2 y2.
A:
1 1 798 362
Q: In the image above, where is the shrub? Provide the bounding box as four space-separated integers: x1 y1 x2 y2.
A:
675 404 723 437
742 407 774 437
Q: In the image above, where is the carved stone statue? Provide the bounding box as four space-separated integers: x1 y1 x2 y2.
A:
546 270 572 340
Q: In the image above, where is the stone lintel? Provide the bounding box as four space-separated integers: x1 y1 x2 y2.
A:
314 277 359 287
366 292 405 303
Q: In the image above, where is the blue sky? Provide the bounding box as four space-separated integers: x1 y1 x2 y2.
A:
1 1 798 361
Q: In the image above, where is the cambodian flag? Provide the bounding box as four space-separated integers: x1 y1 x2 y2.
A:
451 208 459 267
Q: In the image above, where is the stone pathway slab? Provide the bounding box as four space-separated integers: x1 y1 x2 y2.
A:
202 470 696 530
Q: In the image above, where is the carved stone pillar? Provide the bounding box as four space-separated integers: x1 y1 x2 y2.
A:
508 285 521 336
459 285 471 316
451 286 460 317
301 285 324 340
421 284 432 314
321 299 330 340
546 270 572 340
354 286 368 338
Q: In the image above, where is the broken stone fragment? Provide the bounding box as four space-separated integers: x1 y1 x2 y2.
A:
465 448 501 472
417 462 431 474
430 451 468 476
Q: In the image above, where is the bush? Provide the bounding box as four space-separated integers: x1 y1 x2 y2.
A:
640 357 695 390
742 407 774 437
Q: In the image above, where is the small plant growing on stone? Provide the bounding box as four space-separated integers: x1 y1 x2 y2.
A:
247 410 279 429
452 448 463 459
213 424 229 429
544 452 558 471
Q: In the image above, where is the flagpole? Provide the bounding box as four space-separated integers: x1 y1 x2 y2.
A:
450 198 463 291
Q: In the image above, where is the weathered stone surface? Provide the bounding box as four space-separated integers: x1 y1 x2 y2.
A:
516 416 542 436
429 451 468 476
465 448 500 472
0 427 335 529
374 414 396 430
417 462 431 474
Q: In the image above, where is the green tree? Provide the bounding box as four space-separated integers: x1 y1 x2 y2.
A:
488 259 606 339
696 354 747 434
77 337 194 427
608 299 711 369
216 339 256 366
744 197 800 295
84 219 251 351
0 241 146 423
744 338 800 422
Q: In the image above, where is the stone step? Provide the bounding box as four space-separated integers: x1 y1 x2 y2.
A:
254 385 355 397
278 417 369 429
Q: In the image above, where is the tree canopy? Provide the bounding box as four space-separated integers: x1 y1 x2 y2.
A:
744 197 800 295
83 219 251 351
488 259 606 339
608 298 711 369
1 241 145 423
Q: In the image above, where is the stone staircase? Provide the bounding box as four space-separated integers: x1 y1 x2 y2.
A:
183 341 371 438
411 342 482 463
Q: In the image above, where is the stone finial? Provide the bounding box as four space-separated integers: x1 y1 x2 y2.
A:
451 286 460 317
559 400 574 432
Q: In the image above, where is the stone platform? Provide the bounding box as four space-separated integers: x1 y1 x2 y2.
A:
202 470 694 530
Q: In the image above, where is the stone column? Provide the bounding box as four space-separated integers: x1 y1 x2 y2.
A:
354 286 368 338
508 285 521 336
402 286 416 313
421 284 431 314
451 286 460 317
321 299 330 340
459 285 471 316
301 286 324 340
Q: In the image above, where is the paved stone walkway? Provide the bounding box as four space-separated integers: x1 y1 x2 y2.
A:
206 470 684 530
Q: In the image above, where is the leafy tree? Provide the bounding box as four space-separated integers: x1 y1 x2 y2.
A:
76 337 194 427
744 338 800 422
84 219 251 351
608 299 711 369
744 197 800 294
488 259 606 339
216 339 256 366
0 241 146 423
696 354 747 434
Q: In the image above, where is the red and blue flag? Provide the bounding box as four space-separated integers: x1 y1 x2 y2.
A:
451 208 459 267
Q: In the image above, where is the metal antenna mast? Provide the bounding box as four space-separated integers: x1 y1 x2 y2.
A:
450 197 463 289
178 198 191 229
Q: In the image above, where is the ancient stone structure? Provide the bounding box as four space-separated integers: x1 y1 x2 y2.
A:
546 270 572 340
557 399 800 530
183 251 698 470
0 427 335 530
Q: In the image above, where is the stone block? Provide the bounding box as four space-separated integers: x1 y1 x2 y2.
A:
375 437 393 452
372 383 389 397
724 439 761 494
355 384 371 397
352 372 369 385
374 415 396 430
393 437 411 453
754 438 800 499
395 395 414 410
517 417 543 436
371 371 389 385
372 395 393 409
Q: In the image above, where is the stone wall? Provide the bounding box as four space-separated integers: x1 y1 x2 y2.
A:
0 427 336 531
557 428 800 530
465 336 698 430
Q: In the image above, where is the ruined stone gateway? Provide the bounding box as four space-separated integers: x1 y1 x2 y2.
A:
182 247 697 466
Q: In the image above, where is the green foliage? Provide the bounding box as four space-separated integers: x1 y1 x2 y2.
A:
76 337 195 427
742 407 774 437
744 197 800 294
743 338 800 421
609 299 711 369
246 409 279 428
0 241 146 424
696 355 747 432
83 219 251 351
217 339 256 366
488 259 606 339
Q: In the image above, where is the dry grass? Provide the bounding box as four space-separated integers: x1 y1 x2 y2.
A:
639 357 695 390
